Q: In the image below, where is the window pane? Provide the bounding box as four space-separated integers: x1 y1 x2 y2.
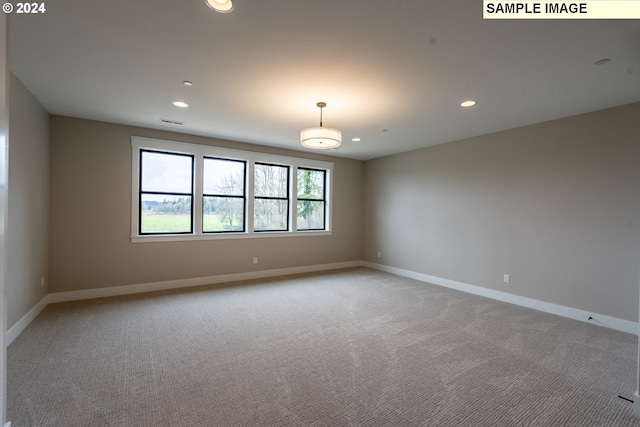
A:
255 163 288 198
140 194 192 233
254 199 288 231
141 151 193 193
297 169 325 200
203 158 245 196
297 201 325 230
203 196 245 232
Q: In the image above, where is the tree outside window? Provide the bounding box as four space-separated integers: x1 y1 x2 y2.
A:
297 168 326 230
203 158 246 232
254 163 289 231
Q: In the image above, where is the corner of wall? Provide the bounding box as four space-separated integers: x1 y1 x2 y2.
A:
7 74 50 330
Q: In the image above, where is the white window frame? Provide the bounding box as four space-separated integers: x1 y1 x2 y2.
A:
131 136 333 243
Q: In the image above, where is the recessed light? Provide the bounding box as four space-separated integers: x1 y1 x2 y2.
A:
594 58 610 66
461 100 476 107
183 81 193 87
172 101 189 108
352 138 361 142
205 0 234 13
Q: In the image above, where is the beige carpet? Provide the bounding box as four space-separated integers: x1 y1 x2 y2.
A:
7 268 640 426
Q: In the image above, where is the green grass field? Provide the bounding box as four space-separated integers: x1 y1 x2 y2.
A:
141 214 243 233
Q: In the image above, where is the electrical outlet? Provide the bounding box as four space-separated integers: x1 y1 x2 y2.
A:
41 277 45 288
503 274 510 284
377 251 382 258
253 257 258 265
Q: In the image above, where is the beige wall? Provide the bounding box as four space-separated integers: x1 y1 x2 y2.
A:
18 100 640 324
7 74 50 327
364 103 640 322
49 116 364 293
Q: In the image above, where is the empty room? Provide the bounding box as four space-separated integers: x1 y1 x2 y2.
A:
1 1 640 426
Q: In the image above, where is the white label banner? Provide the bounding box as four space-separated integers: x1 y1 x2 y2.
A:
483 1 640 19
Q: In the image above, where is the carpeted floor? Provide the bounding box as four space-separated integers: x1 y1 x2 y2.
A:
7 268 640 426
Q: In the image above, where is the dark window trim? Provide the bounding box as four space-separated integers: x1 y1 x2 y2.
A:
296 167 327 231
132 136 334 242
202 157 247 234
254 162 290 232
139 149 195 235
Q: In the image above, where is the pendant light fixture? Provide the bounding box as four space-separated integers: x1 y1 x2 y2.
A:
205 0 234 13
300 102 342 150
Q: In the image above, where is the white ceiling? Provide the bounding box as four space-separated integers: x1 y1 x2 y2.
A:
9 1 640 160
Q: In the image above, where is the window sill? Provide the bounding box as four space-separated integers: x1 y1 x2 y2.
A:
131 230 332 243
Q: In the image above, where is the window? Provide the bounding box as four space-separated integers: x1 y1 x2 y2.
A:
131 136 333 241
139 150 194 234
297 168 326 231
203 158 246 232
254 163 289 232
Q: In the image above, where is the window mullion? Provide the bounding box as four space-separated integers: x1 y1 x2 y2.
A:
194 155 203 235
325 169 332 231
291 167 298 232
247 161 255 233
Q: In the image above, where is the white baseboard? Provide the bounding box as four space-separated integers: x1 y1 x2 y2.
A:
5 262 360 346
363 262 638 335
49 261 362 303
7 260 638 347
633 392 640 416
6 294 50 346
